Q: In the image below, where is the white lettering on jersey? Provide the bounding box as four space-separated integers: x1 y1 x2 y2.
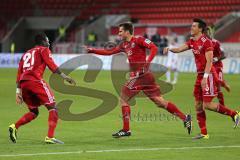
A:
23 50 36 69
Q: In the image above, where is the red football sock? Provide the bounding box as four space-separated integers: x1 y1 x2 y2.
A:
15 112 37 129
216 104 237 118
217 91 225 105
165 102 186 121
197 110 207 135
48 109 58 138
122 106 131 131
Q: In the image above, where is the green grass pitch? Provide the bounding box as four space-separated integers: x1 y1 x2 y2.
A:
0 68 239 160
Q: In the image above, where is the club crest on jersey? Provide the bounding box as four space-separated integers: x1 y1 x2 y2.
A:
127 50 133 56
192 49 200 54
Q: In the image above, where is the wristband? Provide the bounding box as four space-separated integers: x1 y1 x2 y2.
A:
203 73 209 78
16 88 21 94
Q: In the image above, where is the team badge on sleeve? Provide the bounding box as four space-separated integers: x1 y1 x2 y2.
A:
144 39 151 44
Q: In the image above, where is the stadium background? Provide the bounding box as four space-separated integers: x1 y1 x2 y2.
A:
0 0 240 160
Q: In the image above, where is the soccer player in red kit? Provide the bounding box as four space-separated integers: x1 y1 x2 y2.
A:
9 33 76 144
85 22 192 138
206 27 230 105
164 18 240 139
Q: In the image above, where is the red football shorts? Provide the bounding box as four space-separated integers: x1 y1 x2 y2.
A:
193 73 217 103
121 72 161 101
20 80 56 109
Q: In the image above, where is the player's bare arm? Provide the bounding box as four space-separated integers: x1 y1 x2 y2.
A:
201 50 213 89
163 44 189 54
55 68 76 86
16 59 23 105
16 78 23 105
40 47 76 86
16 84 23 105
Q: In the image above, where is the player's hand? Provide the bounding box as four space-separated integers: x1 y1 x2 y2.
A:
64 76 76 86
16 93 23 105
163 47 169 55
84 45 95 53
201 78 208 90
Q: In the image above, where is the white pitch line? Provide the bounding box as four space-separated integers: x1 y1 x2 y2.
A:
1 145 240 157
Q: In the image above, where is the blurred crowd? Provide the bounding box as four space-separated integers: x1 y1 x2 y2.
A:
143 32 169 55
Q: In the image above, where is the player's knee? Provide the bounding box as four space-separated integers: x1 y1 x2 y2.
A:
150 96 166 108
45 105 57 111
120 99 128 106
119 96 129 106
202 102 211 110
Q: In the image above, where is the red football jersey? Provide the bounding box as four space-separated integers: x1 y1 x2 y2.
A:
93 36 157 72
186 34 214 73
212 39 223 68
16 46 58 83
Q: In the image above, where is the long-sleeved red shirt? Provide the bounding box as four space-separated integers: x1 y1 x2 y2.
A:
91 36 158 72
16 46 58 83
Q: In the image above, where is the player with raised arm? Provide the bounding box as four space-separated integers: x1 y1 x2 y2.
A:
86 22 192 138
9 33 76 144
164 18 240 139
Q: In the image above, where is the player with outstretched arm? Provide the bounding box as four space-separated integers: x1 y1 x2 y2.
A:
9 33 76 144
86 22 192 138
164 18 240 139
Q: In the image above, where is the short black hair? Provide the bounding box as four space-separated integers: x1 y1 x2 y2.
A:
35 33 47 45
193 18 207 33
118 22 134 35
